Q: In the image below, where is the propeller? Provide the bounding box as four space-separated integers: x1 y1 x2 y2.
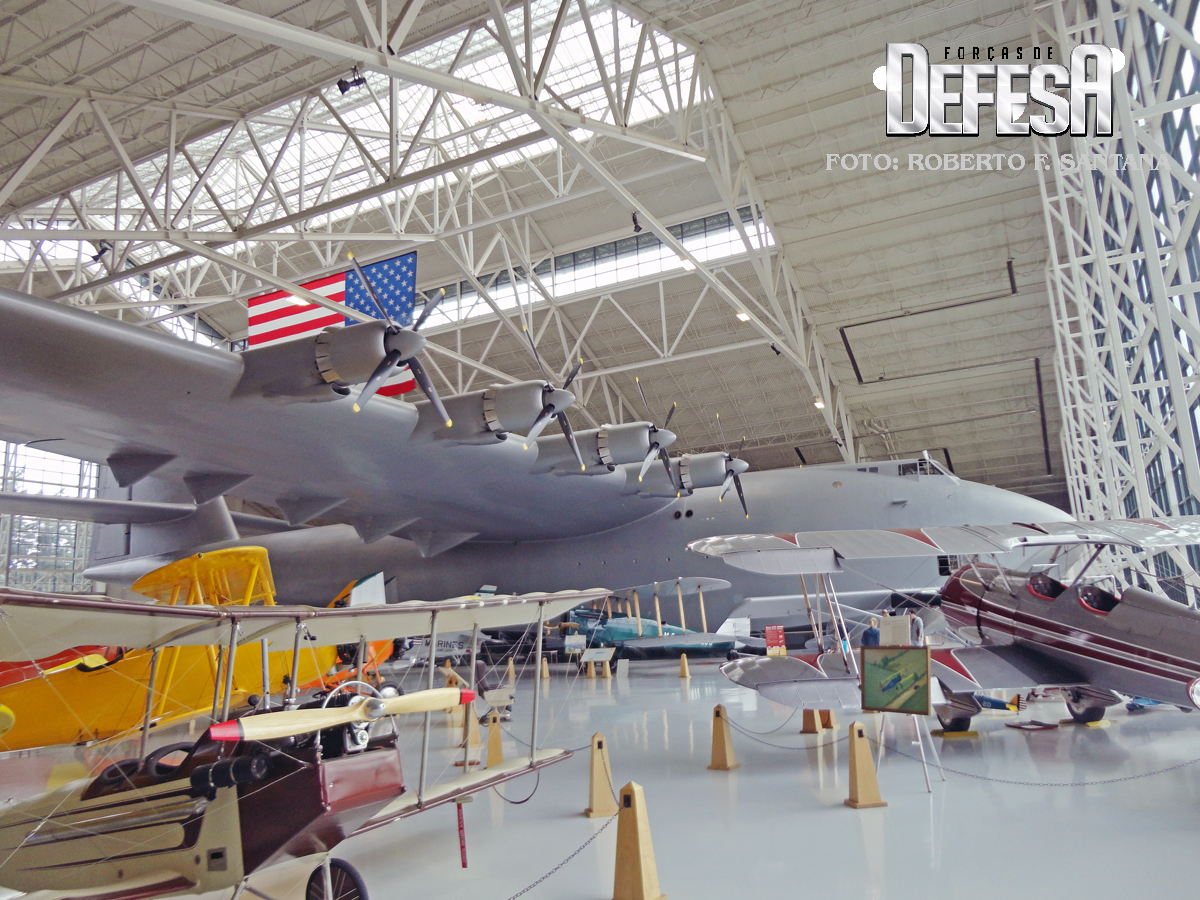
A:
522 326 585 470
635 376 678 488
347 252 452 427
715 417 750 518
210 687 474 743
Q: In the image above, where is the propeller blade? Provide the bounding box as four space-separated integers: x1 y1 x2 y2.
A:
211 688 474 742
523 326 551 381
561 359 583 391
353 349 404 412
662 401 677 430
638 442 660 482
407 356 452 428
412 288 446 332
719 470 734 501
557 411 585 470
346 253 394 327
525 403 557 442
734 473 748 518
635 376 653 419
658 446 675 489
715 412 728 449
733 436 746 459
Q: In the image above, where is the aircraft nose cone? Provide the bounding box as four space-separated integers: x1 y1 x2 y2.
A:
544 388 575 412
384 329 425 359
654 427 677 449
727 457 749 476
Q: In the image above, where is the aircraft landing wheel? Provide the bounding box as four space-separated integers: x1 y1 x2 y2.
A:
306 858 367 900
936 710 973 733
1065 692 1106 724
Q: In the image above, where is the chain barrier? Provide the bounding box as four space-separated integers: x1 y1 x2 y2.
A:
500 815 617 900
869 734 1200 786
725 714 850 751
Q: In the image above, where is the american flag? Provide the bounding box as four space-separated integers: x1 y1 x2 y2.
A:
248 253 418 396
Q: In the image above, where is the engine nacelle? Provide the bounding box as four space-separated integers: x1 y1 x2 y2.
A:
596 422 675 466
679 452 732 491
411 381 558 443
238 321 420 402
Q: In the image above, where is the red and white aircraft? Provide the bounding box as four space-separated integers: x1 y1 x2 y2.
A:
689 517 1200 731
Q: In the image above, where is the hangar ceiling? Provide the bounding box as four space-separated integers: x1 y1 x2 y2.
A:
0 0 1151 515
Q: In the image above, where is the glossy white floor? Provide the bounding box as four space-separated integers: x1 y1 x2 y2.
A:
248 658 1200 900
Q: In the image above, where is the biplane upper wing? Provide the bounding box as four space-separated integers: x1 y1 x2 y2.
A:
0 587 610 661
688 516 1200 574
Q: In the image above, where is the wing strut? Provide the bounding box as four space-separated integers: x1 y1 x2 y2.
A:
417 609 439 807
529 602 546 766
285 618 303 710
220 618 239 722
138 648 161 759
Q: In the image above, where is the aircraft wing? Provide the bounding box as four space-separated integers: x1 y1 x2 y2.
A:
721 655 861 710
0 287 688 544
615 632 736 650
688 515 1200 574
929 645 1085 693
0 587 609 661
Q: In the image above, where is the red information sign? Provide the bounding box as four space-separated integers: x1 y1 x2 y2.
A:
765 624 786 656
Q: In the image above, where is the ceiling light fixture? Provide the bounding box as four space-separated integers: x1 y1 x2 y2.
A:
813 398 826 409
337 67 367 94
632 212 642 233
736 311 750 322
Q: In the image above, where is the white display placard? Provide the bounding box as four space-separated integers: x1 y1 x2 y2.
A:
581 647 615 663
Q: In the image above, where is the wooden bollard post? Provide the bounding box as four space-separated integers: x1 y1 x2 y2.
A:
602 660 613 679
678 654 690 678
540 656 550 679
708 704 740 771
845 720 887 809
486 712 504 769
613 782 666 900
800 709 826 735
819 709 839 730
586 661 597 679
584 732 618 818
505 658 516 684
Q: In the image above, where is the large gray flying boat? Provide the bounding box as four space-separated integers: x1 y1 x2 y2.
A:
0 286 1068 626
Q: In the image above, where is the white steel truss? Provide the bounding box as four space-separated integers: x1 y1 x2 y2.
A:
0 0 857 459
1035 0 1200 602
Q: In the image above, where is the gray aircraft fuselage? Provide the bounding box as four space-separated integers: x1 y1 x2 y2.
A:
202 462 1068 627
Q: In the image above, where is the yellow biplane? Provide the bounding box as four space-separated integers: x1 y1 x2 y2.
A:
0 547 365 751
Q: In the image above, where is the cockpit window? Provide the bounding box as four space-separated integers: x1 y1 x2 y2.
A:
899 460 942 476
1027 573 1066 600
1078 584 1120 614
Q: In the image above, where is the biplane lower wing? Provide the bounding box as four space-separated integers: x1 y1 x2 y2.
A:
930 645 1085 693
356 749 572 833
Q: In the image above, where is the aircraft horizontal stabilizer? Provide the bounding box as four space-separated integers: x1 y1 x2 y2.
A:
0 491 194 524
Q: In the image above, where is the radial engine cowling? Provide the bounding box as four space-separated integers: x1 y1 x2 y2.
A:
411 381 565 443
240 321 422 402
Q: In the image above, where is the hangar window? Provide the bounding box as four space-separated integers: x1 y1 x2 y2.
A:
0 443 98 593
